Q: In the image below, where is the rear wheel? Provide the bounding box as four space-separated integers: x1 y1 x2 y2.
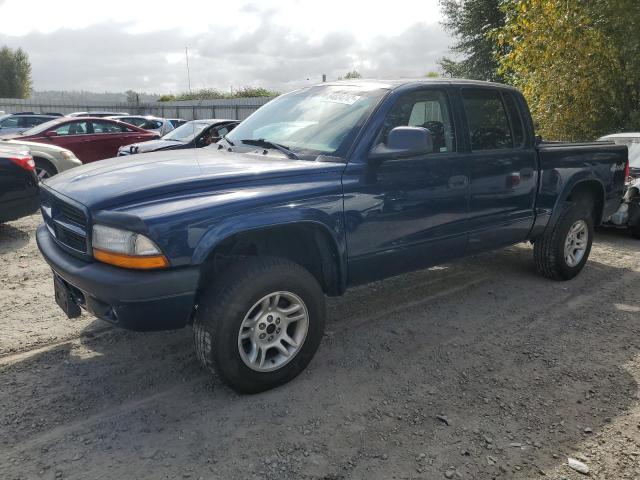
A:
193 256 325 393
534 201 594 280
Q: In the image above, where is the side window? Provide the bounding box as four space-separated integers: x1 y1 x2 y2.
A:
377 89 456 153
214 126 230 138
462 89 513 150
1 117 19 128
126 118 147 127
142 120 163 130
55 121 89 135
92 121 124 134
503 93 525 147
24 116 47 127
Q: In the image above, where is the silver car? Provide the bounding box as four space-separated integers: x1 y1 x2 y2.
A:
0 114 58 135
0 139 82 179
108 115 175 136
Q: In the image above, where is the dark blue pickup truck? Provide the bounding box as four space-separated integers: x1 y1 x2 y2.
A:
37 79 628 393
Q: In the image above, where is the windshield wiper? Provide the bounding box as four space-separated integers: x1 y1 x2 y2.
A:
222 135 235 146
240 138 299 160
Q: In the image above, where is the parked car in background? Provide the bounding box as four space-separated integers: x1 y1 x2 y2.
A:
0 146 38 223
37 79 627 393
0 113 57 135
1 139 82 179
108 115 174 136
599 132 640 237
169 118 187 128
68 111 129 118
117 119 238 156
0 117 158 163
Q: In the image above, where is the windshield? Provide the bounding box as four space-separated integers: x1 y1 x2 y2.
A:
162 121 209 142
225 85 388 157
20 118 63 136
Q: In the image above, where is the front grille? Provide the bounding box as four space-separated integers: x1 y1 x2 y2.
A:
40 188 89 256
59 203 86 226
55 225 87 251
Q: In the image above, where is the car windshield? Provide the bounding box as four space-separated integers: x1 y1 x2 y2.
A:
162 121 209 142
20 118 64 136
225 85 388 157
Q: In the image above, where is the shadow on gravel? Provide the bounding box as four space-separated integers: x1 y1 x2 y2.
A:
1 244 640 479
0 222 30 253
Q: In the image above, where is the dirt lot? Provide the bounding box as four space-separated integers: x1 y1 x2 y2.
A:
1 214 640 480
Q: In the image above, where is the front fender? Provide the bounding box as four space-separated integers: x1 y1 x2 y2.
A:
191 207 346 265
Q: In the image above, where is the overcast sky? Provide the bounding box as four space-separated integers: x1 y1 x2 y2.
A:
0 0 451 94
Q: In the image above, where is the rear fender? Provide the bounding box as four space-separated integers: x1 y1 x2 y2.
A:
545 172 606 230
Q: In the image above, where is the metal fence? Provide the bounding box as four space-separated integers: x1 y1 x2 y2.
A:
0 96 275 121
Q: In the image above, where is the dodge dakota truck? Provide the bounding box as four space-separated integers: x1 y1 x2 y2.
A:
37 79 628 393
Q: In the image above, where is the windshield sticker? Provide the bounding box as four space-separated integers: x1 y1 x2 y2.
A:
318 92 362 105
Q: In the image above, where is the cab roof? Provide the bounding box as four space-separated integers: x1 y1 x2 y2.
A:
316 78 519 91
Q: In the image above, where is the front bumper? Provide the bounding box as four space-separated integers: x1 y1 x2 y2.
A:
36 224 200 331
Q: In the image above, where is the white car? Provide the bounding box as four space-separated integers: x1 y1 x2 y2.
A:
0 139 82 179
599 133 640 237
108 115 175 136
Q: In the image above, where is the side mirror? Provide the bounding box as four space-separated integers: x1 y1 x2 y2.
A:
44 130 57 137
369 126 434 161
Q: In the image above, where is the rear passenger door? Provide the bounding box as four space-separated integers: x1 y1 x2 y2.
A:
460 88 537 252
87 120 130 161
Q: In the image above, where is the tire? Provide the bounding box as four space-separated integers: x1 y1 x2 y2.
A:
34 158 57 180
193 256 326 393
630 224 640 240
533 201 594 280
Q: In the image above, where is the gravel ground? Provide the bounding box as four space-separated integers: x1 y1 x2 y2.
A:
1 213 640 480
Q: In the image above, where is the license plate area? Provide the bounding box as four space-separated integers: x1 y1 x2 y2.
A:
54 275 82 318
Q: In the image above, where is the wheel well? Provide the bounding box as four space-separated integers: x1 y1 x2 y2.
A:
33 156 57 175
199 224 342 296
566 180 605 224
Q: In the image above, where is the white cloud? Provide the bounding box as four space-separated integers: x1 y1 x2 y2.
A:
0 0 450 93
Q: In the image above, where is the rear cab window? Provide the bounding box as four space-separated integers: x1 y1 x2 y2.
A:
462 88 522 151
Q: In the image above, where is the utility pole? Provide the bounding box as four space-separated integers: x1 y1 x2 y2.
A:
185 46 192 94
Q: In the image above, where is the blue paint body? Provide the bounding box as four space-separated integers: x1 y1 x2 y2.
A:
37 79 628 331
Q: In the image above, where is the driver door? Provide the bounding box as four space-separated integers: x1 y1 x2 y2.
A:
343 87 470 284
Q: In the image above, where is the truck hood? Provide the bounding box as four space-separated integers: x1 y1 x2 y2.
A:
44 148 344 210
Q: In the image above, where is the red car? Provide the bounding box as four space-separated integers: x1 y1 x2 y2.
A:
0 117 159 163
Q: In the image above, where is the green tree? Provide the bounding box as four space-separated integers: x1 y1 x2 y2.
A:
0 46 32 98
495 0 640 140
158 87 278 102
344 70 362 79
439 0 505 81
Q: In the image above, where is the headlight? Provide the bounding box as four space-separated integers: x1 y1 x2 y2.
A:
92 224 168 269
60 150 78 161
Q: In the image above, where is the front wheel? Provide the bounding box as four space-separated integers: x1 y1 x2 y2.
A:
193 256 326 393
533 202 594 280
34 159 57 180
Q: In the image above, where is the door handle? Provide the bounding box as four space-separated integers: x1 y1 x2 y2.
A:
448 175 469 189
